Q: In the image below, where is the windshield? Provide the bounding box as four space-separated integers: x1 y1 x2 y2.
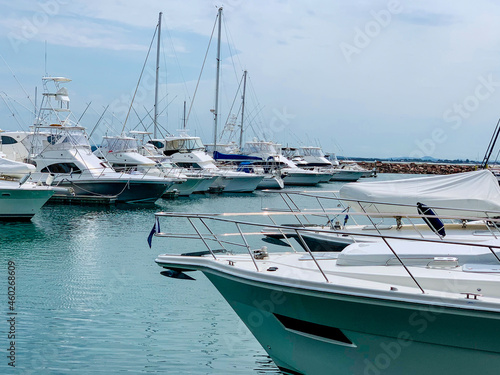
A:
301 148 324 157
242 143 277 154
101 137 138 153
165 137 205 152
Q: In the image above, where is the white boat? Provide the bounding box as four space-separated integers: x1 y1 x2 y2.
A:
325 153 371 181
242 141 325 186
1 77 175 203
0 150 59 220
139 141 218 194
0 178 54 220
340 169 500 217
149 135 263 193
208 143 284 190
94 134 210 197
283 146 335 182
154 212 500 375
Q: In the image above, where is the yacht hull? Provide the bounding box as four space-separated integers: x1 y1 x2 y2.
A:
330 170 363 182
212 175 263 193
0 187 54 221
202 271 500 375
116 180 171 203
283 172 324 186
192 175 219 193
47 177 170 203
257 175 284 189
165 177 205 197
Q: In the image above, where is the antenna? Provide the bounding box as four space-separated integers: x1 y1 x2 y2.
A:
44 41 48 76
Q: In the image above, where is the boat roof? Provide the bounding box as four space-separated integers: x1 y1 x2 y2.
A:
42 77 71 82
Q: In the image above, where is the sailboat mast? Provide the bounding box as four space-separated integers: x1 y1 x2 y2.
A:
154 12 162 139
183 100 186 130
239 70 247 150
213 7 223 153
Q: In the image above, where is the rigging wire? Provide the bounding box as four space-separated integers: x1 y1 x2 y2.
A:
163 18 198 129
121 23 158 135
222 15 244 83
220 72 244 141
186 13 219 128
0 92 35 130
0 54 36 111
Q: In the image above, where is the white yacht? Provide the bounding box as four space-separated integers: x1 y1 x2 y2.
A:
148 135 263 193
286 146 335 182
154 211 500 375
1 77 175 203
0 149 61 220
327 153 371 181
207 143 284 190
139 142 217 194
94 134 209 197
242 141 325 186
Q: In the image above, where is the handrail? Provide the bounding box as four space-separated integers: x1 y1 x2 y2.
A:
154 210 500 296
154 212 500 250
267 190 500 217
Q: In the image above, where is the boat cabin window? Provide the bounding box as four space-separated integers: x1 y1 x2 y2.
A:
41 163 82 174
1 135 18 145
175 162 202 169
148 140 165 150
242 143 278 154
46 133 90 148
164 138 205 153
101 138 138 153
301 148 324 157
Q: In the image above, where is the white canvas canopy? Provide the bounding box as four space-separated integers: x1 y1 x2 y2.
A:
339 170 500 218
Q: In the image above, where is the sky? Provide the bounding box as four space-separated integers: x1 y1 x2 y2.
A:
1 0 500 161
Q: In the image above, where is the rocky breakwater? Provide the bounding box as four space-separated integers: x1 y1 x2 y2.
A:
358 161 477 175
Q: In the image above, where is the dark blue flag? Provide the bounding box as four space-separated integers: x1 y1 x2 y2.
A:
147 217 161 248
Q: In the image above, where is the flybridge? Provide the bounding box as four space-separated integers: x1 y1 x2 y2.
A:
35 76 73 124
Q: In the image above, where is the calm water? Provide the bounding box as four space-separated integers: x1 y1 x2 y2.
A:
0 174 417 374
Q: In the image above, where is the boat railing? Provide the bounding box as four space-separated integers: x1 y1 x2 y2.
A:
152 210 500 293
260 189 500 236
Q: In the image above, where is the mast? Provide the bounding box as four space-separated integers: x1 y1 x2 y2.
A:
481 118 500 169
154 12 162 139
213 7 223 153
183 100 186 130
239 70 247 150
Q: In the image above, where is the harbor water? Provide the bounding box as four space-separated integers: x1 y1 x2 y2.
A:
1 175 415 374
